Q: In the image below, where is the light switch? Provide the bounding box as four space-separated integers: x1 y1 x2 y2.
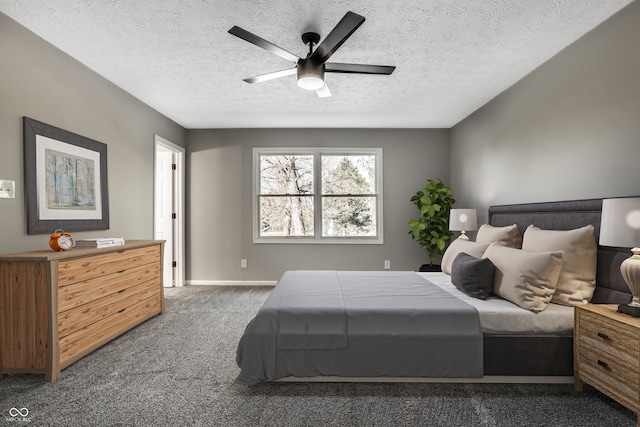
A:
0 179 15 199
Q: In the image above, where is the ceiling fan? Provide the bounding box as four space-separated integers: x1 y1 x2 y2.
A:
228 11 396 98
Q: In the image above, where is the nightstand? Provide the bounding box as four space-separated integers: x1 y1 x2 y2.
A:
574 304 640 426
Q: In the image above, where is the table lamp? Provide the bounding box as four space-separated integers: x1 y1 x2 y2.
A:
599 197 640 317
449 209 477 241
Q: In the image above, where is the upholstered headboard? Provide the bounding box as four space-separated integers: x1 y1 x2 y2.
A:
488 198 632 304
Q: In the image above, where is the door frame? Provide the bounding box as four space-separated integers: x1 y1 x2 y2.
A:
154 135 185 287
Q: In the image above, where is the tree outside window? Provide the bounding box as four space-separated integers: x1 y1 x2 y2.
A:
259 154 314 237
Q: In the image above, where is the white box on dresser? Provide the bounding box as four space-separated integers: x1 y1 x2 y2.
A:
0 240 164 382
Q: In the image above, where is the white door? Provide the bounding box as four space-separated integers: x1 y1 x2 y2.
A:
155 147 175 287
154 136 185 288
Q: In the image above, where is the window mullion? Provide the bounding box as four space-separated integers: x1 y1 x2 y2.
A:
315 151 322 240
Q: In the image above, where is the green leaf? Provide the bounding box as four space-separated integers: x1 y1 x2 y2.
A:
419 195 432 205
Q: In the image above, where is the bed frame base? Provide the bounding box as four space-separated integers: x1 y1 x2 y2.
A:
276 376 573 384
483 335 573 376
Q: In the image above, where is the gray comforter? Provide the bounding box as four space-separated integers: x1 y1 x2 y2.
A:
236 270 483 384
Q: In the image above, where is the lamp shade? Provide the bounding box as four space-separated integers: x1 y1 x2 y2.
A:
599 197 640 248
449 209 478 232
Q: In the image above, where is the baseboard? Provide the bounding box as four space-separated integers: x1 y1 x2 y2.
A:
185 280 277 287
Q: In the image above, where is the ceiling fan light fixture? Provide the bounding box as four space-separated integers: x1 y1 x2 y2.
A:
297 60 325 90
297 75 324 90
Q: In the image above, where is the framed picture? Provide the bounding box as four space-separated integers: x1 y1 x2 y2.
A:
23 117 109 234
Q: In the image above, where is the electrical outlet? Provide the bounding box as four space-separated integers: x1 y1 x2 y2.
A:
241 259 247 269
0 179 15 199
384 260 390 269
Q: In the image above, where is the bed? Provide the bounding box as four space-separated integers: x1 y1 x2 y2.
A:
236 198 633 385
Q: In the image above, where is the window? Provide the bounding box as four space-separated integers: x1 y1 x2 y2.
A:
254 148 383 243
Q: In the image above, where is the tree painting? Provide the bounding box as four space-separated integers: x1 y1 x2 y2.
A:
45 148 96 210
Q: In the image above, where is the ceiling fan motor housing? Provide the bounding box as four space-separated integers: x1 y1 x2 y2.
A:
297 59 325 90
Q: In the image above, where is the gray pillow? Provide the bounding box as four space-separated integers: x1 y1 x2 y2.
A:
451 252 496 300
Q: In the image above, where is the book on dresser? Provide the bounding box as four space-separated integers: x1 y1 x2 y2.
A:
75 237 126 248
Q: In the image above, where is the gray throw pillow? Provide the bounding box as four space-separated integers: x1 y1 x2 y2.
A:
451 252 496 300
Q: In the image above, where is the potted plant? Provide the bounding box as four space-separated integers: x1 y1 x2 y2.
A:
408 179 456 271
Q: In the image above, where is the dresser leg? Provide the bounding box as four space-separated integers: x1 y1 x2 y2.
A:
574 376 583 392
45 369 60 382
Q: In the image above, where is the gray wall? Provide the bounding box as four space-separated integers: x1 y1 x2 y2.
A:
4 0 638 282
187 129 450 281
0 13 186 253
450 1 640 224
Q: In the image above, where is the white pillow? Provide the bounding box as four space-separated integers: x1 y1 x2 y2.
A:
522 225 597 306
476 224 522 248
441 239 490 274
483 244 564 313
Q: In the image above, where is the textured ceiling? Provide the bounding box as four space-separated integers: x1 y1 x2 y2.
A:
0 0 633 129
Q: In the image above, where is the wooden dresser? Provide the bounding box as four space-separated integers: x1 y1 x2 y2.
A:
574 304 640 426
0 240 164 382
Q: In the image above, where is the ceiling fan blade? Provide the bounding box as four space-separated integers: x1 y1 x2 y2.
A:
325 63 396 75
316 83 332 98
309 11 365 64
229 26 300 63
243 68 297 84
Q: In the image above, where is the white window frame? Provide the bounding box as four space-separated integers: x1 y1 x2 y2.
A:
253 147 383 244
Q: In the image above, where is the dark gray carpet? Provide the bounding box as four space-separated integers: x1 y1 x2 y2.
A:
1 286 636 426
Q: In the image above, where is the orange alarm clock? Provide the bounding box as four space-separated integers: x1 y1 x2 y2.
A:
49 229 74 251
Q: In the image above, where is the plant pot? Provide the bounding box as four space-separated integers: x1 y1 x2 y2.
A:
419 264 442 272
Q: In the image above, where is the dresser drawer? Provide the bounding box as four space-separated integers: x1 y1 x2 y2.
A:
579 345 639 401
58 245 161 286
578 310 640 367
58 278 161 338
59 293 162 368
58 263 161 312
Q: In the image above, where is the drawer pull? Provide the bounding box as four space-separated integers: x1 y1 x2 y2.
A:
597 359 610 370
597 332 610 341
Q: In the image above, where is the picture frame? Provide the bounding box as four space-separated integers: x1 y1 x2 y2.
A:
23 117 109 234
